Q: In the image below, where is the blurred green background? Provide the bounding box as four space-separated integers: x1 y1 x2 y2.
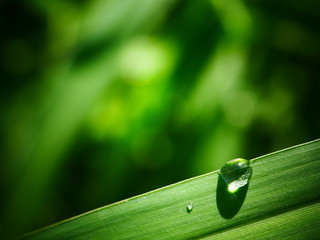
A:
1 0 319 238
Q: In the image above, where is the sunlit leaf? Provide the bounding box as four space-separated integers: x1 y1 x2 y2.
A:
20 139 320 239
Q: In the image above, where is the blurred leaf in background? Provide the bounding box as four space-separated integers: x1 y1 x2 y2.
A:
0 0 319 239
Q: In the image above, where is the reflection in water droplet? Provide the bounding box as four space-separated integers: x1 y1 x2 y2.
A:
186 202 193 213
216 158 252 219
220 158 252 193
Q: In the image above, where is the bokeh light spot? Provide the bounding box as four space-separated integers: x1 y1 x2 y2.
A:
223 90 258 128
118 36 171 86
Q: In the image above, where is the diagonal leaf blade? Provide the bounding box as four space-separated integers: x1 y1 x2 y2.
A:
20 139 320 239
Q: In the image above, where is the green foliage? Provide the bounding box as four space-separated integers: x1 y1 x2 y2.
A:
1 0 319 239
20 140 320 239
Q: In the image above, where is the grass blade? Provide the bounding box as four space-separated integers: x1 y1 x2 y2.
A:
20 139 320 239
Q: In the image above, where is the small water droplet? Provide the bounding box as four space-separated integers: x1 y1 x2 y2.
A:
220 158 252 193
186 202 193 213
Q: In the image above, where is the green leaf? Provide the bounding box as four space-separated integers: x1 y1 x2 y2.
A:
20 139 320 239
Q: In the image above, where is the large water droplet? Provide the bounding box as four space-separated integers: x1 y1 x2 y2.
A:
216 158 253 219
186 202 193 213
219 158 252 193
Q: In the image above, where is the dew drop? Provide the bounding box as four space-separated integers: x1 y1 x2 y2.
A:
186 202 193 213
219 158 252 193
216 158 253 219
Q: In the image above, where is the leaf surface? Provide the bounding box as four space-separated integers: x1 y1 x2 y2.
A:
21 139 320 239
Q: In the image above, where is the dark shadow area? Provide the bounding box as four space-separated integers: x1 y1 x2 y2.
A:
216 174 250 219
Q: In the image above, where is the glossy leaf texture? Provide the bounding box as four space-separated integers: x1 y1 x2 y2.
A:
20 139 320 240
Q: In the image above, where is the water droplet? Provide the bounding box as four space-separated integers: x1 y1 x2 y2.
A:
186 202 193 213
216 158 253 219
219 158 252 193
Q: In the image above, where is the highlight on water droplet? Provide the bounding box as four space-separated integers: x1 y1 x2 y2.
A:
186 202 193 213
220 158 252 193
216 158 253 219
